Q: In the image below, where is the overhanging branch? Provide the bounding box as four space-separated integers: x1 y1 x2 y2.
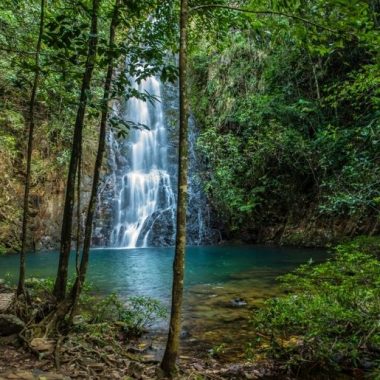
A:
189 4 344 35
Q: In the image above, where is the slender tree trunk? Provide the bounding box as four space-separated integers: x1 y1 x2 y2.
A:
161 0 189 376
69 0 121 316
75 150 82 275
17 0 46 297
53 0 100 302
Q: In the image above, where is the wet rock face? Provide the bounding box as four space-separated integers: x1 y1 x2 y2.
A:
159 80 221 246
137 209 175 247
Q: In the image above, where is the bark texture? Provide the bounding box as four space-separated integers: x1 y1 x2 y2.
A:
160 0 189 376
17 0 46 296
70 0 121 314
53 0 100 301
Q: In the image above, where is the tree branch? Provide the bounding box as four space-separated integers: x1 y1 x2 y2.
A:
0 46 37 55
189 4 342 35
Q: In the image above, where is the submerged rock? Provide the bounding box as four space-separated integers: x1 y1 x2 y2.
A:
180 329 191 339
229 298 248 308
0 314 25 336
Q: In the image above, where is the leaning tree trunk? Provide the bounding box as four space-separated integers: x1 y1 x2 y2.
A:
160 0 189 376
53 0 100 302
17 0 46 297
69 0 121 317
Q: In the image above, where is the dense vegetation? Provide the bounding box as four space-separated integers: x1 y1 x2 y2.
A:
0 2 379 250
250 236 380 377
189 0 380 244
0 0 182 376
0 0 379 379
0 0 177 254
0 1 104 253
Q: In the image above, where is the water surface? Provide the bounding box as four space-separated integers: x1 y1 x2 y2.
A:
0 245 326 298
0 245 328 358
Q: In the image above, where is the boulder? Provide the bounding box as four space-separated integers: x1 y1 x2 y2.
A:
0 314 25 336
137 209 175 247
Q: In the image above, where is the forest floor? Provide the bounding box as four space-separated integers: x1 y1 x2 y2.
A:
0 287 279 380
0 340 278 380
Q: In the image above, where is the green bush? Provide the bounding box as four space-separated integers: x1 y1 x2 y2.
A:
90 293 126 323
249 237 380 376
24 277 93 299
90 293 167 337
190 16 380 234
20 279 166 337
121 296 167 336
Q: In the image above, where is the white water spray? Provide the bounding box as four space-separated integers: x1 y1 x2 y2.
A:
110 76 176 248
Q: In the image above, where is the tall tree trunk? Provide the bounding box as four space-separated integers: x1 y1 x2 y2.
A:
161 0 189 376
69 0 121 316
17 0 46 297
75 149 82 275
53 0 100 302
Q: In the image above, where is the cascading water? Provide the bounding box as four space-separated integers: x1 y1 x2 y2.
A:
109 76 176 248
92 67 221 248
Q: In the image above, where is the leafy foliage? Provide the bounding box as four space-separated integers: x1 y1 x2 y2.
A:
17 276 167 337
121 296 167 336
90 293 167 337
189 0 380 236
249 237 380 376
0 0 178 252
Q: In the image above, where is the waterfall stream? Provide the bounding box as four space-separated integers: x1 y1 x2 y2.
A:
92 70 220 248
110 76 176 248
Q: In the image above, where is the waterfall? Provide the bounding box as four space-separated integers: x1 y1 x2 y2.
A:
109 75 176 248
92 69 221 248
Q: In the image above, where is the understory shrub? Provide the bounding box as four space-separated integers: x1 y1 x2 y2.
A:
90 293 167 336
21 277 166 337
249 237 380 377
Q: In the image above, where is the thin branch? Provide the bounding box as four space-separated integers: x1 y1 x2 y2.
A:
0 46 37 55
189 4 344 35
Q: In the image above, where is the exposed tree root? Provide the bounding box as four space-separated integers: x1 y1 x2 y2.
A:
6 292 74 365
54 334 64 370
